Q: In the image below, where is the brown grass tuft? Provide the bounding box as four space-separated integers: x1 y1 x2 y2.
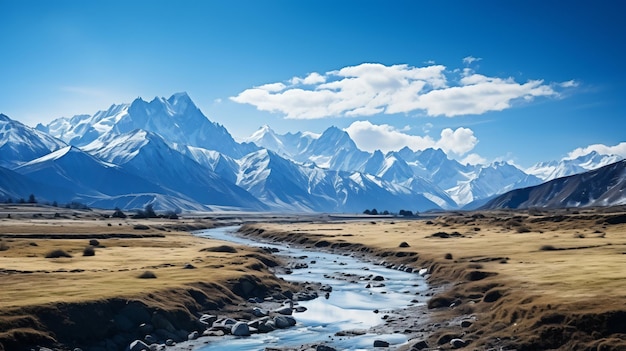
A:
138 270 157 279
44 249 72 258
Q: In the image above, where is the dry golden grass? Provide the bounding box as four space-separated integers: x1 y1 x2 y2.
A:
0 213 279 309
241 209 626 350
0 205 294 351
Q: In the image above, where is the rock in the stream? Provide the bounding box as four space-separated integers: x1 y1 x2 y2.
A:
294 305 308 313
188 330 200 340
273 315 296 329
316 345 337 351
165 339 176 346
373 339 390 347
273 306 293 315
231 321 251 336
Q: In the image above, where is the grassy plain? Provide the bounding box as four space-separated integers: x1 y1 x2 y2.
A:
0 205 291 350
241 207 626 350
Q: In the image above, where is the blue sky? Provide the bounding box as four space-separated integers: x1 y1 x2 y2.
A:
1 0 624 167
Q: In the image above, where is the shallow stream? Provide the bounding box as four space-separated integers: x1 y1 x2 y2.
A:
194 226 428 350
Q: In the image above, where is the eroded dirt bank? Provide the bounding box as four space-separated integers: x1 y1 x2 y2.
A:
238 208 626 351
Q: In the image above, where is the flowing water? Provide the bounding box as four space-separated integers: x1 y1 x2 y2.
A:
194 226 428 350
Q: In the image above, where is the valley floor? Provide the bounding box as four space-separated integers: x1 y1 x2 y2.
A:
238 206 626 350
2 204 626 350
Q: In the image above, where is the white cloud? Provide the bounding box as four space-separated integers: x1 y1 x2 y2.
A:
461 153 488 165
560 80 579 88
422 122 433 134
257 82 287 92
231 62 573 119
565 142 626 159
436 127 478 155
462 56 482 65
344 120 478 156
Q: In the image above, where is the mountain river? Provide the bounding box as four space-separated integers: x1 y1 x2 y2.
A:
193 226 429 350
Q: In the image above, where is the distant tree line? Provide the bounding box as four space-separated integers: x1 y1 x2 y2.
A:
1 194 90 210
362 208 418 217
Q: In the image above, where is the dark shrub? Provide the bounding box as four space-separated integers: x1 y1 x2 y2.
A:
138 271 157 279
133 224 150 230
200 245 237 253
540 245 558 251
83 246 95 256
45 249 73 258
444 253 453 260
89 239 100 246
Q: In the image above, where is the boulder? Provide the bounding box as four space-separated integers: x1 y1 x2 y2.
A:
165 339 176 346
373 340 390 347
128 340 150 351
450 338 467 349
144 334 157 344
231 321 251 336
188 331 200 340
316 345 337 351
273 306 293 315
252 307 268 317
199 314 217 326
273 315 296 329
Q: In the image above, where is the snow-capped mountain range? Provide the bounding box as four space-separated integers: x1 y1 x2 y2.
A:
1 93 623 212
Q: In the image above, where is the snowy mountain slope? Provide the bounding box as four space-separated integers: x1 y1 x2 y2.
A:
10 92 623 212
237 149 323 211
0 114 67 168
483 159 626 209
177 146 240 184
83 130 266 210
527 151 624 181
38 92 258 158
14 146 171 199
447 162 543 205
360 151 456 209
0 165 74 203
236 149 441 212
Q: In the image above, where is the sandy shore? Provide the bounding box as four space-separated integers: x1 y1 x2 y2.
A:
238 206 626 350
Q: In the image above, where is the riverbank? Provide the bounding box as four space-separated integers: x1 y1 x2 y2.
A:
238 206 626 350
0 205 305 351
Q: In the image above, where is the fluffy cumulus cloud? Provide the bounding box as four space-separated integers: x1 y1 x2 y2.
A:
565 142 626 159
231 62 574 119
344 120 478 156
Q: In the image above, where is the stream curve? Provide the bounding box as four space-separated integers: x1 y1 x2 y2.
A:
194 225 429 350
